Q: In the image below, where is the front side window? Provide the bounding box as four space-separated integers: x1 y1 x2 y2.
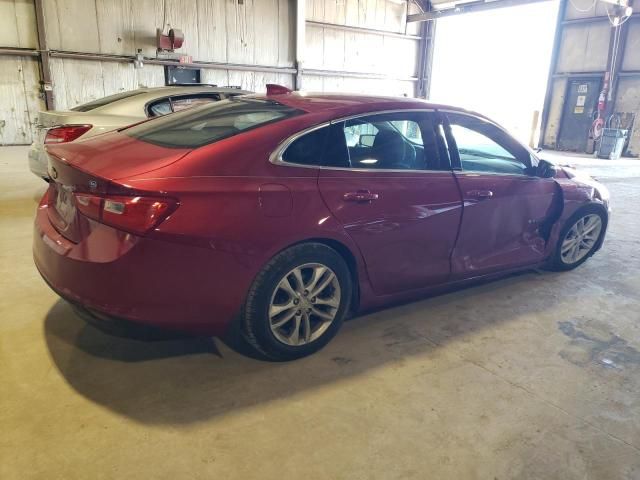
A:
127 98 302 148
342 112 439 170
447 113 531 175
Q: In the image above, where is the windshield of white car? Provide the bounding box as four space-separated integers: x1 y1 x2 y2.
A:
71 91 146 112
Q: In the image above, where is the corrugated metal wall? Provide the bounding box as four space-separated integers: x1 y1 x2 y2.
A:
0 0 43 144
0 0 420 144
304 0 419 96
43 0 294 111
6 0 636 150
542 2 640 156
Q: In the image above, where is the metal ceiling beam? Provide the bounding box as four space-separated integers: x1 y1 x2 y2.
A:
562 12 640 25
408 0 552 22
306 20 422 40
303 68 418 82
0 47 39 57
47 50 296 74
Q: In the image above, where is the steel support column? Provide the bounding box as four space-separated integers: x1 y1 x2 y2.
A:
538 0 567 148
604 9 632 120
34 0 54 110
295 0 305 90
412 0 435 99
415 21 432 98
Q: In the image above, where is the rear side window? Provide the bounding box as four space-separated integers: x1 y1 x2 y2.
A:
148 99 172 117
71 90 145 112
282 124 349 168
127 98 302 148
171 94 221 112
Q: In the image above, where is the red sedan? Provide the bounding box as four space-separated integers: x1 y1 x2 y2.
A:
34 86 610 360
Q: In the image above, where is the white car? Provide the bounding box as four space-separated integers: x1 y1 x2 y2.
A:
29 85 251 179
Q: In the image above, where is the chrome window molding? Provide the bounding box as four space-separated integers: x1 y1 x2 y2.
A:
328 108 437 125
439 109 541 177
269 108 441 173
439 108 540 165
454 171 537 179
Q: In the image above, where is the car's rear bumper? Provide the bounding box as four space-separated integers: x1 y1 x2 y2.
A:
33 201 254 337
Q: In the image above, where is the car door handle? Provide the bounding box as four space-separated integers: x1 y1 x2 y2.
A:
343 190 379 203
467 190 494 200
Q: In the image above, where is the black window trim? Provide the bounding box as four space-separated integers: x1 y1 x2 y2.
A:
131 97 303 148
271 108 451 173
440 110 537 178
145 97 173 117
145 93 225 118
169 92 223 106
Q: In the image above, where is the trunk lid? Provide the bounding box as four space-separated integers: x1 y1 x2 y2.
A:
45 132 191 242
36 111 83 128
46 153 109 243
46 130 192 180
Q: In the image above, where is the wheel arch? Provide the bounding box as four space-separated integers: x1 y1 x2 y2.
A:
566 201 609 252
285 237 361 315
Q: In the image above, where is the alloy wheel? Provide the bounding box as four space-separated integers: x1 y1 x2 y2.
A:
268 263 341 346
560 214 603 265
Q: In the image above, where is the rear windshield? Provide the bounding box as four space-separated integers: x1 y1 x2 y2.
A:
125 98 302 148
71 90 146 112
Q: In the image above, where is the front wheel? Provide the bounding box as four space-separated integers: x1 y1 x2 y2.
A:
550 206 607 271
241 243 352 361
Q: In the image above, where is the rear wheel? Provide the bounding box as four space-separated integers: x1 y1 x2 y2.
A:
242 243 352 361
550 206 606 271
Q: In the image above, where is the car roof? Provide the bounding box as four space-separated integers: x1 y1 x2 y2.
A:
244 91 469 116
69 85 252 116
137 85 250 95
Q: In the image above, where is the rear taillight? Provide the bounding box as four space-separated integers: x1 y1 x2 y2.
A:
75 194 177 235
45 125 92 144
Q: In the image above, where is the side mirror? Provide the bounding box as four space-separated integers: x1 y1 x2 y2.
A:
537 159 558 178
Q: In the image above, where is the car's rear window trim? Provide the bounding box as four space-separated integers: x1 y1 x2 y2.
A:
71 90 147 112
127 98 304 149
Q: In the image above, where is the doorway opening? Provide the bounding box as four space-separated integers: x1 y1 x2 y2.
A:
429 1 560 147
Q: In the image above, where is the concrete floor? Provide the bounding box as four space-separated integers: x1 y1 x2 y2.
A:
1 145 639 479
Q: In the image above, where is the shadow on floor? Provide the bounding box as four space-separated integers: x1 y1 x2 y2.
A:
43 268 571 426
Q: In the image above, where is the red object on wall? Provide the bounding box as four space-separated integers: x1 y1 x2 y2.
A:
157 28 184 51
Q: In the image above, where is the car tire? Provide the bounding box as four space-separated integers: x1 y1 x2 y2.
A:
549 205 607 271
241 243 352 361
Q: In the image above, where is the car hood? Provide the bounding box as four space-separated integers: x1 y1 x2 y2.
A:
554 164 610 205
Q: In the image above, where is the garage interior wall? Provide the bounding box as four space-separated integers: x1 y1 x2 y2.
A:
542 0 640 156
0 0 422 145
304 0 420 96
0 0 43 145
